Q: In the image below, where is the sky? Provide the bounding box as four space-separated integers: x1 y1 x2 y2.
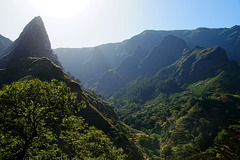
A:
1 0 240 49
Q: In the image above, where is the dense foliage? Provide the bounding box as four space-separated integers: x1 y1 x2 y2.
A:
0 79 126 159
109 54 240 159
214 120 240 159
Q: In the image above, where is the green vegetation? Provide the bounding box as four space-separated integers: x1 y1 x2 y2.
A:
109 46 240 159
0 79 126 159
113 90 240 159
2 16 240 159
214 120 240 159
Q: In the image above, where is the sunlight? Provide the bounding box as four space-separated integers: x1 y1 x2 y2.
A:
28 0 89 18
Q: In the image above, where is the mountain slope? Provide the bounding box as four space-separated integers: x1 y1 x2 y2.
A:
0 34 12 57
139 35 187 75
90 46 148 97
155 46 229 85
0 16 61 68
91 35 187 98
113 46 232 104
110 46 240 159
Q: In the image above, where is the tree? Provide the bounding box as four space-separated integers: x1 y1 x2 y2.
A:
0 79 126 159
0 79 78 159
60 115 126 159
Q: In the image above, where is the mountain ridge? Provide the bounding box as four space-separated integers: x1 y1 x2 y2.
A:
55 25 240 95
90 35 187 98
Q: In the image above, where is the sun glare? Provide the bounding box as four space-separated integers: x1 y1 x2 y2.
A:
28 0 89 18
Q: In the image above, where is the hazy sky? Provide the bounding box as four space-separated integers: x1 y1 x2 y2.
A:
1 0 240 48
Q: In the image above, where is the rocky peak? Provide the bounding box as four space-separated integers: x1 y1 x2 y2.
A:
19 16 52 52
0 16 62 68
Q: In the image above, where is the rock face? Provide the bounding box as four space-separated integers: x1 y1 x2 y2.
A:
0 16 61 69
139 35 187 75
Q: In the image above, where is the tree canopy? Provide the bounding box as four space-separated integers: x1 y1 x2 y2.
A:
0 79 126 159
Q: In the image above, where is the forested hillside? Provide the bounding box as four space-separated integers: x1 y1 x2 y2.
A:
108 45 240 159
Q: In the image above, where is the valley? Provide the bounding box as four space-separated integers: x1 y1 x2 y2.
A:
54 25 240 159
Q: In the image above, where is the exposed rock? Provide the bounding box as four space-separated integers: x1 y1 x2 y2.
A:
0 16 61 68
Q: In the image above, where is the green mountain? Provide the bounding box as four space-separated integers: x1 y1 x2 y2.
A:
0 17 142 159
155 46 229 85
112 46 237 104
109 45 240 159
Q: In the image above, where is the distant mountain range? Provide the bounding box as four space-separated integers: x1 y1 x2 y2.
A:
54 25 240 98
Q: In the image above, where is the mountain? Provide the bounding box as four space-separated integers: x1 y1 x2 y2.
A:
113 46 232 103
155 46 229 85
139 35 187 75
0 17 142 159
90 46 148 97
90 35 187 98
0 34 12 56
110 45 240 159
54 26 240 98
0 16 61 69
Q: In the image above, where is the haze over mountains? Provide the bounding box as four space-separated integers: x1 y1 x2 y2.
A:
54 25 240 98
0 16 240 159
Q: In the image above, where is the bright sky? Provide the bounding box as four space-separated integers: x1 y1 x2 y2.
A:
1 0 240 48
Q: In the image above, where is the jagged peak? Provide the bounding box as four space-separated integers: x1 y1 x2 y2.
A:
24 16 44 28
20 16 50 46
29 16 43 25
0 16 62 69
